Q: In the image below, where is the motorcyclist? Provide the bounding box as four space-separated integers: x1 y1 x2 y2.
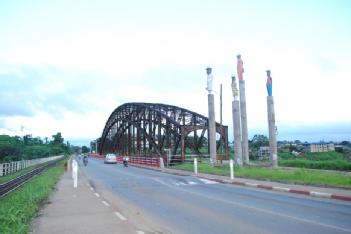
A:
83 155 88 166
123 156 129 167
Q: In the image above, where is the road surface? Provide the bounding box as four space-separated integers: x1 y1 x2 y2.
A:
79 157 351 234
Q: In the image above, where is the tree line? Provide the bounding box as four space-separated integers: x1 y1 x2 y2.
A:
0 132 73 163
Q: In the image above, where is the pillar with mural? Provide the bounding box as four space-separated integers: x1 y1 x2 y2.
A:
266 70 278 168
237 54 249 165
231 76 243 166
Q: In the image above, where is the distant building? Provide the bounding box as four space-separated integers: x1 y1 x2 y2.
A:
259 146 270 160
304 143 335 153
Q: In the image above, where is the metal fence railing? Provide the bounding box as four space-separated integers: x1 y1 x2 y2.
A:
0 156 64 197
0 155 63 177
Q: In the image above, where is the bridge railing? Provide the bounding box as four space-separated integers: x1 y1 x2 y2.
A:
166 154 228 166
0 155 63 177
89 153 104 159
117 156 160 167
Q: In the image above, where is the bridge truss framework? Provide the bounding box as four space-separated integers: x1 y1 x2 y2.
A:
98 103 228 162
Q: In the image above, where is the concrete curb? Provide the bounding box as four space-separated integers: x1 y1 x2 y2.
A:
220 179 351 201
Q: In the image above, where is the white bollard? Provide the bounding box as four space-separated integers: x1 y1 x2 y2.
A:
230 159 234 180
72 159 78 188
194 158 198 175
159 157 165 168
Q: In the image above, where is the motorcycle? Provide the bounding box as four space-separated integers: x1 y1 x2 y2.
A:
123 156 129 167
83 156 88 166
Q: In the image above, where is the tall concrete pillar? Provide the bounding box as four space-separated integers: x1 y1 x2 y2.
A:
231 76 243 166
237 54 249 164
206 67 217 166
266 70 278 168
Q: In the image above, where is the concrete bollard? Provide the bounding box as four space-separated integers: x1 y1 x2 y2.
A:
72 159 78 188
230 159 234 180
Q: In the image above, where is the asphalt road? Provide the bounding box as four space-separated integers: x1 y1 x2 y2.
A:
79 157 351 234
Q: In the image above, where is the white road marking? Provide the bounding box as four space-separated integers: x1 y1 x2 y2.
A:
94 193 100 197
152 177 169 186
114 212 127 221
174 186 351 233
188 181 197 185
136 231 145 234
102 200 110 207
199 178 218 184
90 187 94 191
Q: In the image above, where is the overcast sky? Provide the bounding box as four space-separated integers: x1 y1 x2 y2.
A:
1 0 350 146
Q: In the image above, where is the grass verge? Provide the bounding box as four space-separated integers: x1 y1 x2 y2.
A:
172 162 351 188
279 159 351 171
0 158 66 234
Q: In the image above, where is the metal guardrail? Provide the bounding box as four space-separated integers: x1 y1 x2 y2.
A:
0 156 65 198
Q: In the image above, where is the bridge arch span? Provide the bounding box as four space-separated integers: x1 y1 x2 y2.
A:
98 102 228 162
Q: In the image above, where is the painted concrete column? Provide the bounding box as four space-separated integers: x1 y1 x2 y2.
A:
266 70 278 168
206 67 217 166
237 54 249 164
231 76 243 166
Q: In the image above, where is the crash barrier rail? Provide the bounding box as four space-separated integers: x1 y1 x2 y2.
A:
0 155 63 177
89 153 104 159
90 153 227 167
90 154 160 167
0 156 65 197
116 156 160 167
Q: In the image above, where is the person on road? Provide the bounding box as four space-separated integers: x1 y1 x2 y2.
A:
123 156 129 167
83 155 88 166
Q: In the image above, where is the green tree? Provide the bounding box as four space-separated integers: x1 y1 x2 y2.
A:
51 132 64 145
249 134 269 160
81 146 90 153
250 134 269 149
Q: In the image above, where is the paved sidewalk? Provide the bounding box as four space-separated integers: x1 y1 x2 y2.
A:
133 164 351 202
31 161 154 234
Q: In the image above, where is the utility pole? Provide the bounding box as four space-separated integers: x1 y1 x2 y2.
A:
206 67 217 166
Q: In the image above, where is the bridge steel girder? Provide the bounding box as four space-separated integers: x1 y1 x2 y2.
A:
98 103 228 161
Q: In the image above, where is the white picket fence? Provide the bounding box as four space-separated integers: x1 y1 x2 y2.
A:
0 155 63 177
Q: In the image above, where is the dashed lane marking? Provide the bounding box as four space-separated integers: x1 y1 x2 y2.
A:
102 200 110 207
199 178 218 184
114 212 127 221
94 193 100 197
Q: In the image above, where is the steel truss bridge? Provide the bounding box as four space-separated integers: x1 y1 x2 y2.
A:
98 103 228 162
